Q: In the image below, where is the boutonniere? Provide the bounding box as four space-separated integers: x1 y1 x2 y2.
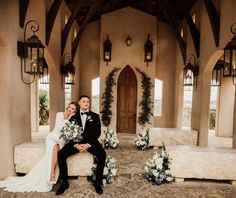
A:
87 115 93 122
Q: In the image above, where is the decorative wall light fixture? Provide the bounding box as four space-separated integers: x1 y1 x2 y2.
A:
126 35 131 46
17 20 45 84
223 23 236 86
60 53 75 85
39 57 49 84
144 34 153 66
211 59 224 86
183 54 199 87
103 35 112 66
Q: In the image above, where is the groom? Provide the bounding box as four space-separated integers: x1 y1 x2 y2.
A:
55 95 106 195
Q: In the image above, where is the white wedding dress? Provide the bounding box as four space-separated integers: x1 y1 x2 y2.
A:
0 112 67 192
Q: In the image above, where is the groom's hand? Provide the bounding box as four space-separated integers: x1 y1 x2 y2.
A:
74 143 90 152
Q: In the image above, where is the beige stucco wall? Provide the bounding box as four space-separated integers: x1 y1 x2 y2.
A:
154 21 176 127
79 21 100 98
0 0 31 179
99 7 156 133
217 77 234 137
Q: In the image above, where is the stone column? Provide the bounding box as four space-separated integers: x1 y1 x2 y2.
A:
233 87 236 148
0 0 31 178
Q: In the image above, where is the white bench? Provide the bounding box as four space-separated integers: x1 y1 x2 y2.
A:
148 128 198 148
14 142 94 176
166 145 236 184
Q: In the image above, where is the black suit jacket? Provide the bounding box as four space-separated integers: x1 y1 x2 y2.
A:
70 110 101 147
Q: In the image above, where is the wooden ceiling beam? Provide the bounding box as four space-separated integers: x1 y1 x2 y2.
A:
175 0 200 57
160 0 186 63
19 0 30 28
61 0 86 56
203 0 220 47
72 1 101 61
46 0 62 45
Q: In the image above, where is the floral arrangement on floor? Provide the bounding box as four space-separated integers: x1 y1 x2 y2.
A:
91 156 117 186
134 129 149 150
144 143 174 185
59 121 83 143
102 128 119 149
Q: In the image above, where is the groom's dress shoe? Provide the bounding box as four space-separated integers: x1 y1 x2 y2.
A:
55 180 69 195
93 181 103 194
52 179 63 192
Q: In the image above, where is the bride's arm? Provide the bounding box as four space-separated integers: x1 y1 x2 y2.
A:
53 112 68 132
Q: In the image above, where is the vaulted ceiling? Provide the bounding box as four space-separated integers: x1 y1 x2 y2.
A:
64 0 196 26
63 0 196 61
20 0 220 62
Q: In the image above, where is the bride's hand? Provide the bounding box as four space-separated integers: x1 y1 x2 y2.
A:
67 112 76 120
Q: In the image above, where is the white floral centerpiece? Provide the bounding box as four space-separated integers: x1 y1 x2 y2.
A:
59 121 83 143
144 143 174 185
102 128 119 149
134 129 149 150
91 156 117 186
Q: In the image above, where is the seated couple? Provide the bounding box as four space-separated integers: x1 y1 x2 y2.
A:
0 95 106 195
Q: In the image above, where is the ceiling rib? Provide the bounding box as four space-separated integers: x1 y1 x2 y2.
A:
46 0 62 45
61 0 86 56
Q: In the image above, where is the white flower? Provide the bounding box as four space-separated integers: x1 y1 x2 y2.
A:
92 156 116 186
103 167 109 175
134 129 149 150
102 128 119 149
111 168 117 175
59 121 83 143
144 143 174 185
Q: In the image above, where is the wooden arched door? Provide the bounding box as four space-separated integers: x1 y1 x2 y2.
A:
117 65 137 133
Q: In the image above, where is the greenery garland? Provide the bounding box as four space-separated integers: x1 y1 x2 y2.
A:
135 67 153 127
101 67 120 127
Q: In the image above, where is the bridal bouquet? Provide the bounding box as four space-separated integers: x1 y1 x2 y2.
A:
102 128 119 149
59 121 83 143
91 156 117 186
134 129 149 150
144 143 174 185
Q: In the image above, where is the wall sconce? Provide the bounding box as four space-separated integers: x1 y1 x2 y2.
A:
223 23 236 86
60 53 75 85
17 20 45 84
103 35 112 66
39 57 49 84
126 35 131 46
183 54 199 87
144 34 153 66
211 59 224 86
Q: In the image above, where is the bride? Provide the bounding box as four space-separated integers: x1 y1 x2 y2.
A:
0 101 79 192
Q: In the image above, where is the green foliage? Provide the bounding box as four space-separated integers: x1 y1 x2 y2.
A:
39 90 49 125
135 68 153 127
209 109 216 130
101 67 120 127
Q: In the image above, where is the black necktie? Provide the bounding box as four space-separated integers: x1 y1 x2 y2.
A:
81 112 88 116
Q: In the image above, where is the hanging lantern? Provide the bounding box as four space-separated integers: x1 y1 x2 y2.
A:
183 54 199 87
223 23 236 86
60 53 75 85
17 20 45 84
211 59 224 86
144 34 153 66
39 57 49 84
103 35 112 66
